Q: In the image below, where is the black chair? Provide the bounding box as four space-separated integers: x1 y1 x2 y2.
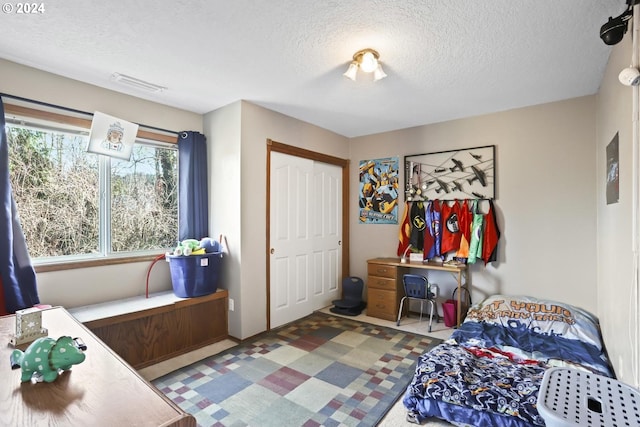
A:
330 277 366 316
397 274 436 332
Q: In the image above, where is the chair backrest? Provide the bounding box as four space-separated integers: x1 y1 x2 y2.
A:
403 274 428 299
342 276 364 301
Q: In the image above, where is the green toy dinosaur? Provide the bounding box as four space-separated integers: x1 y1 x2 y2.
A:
10 336 87 383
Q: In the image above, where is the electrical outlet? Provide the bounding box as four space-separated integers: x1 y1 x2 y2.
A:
229 298 235 311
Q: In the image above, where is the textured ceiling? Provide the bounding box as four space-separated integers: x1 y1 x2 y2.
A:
0 0 626 137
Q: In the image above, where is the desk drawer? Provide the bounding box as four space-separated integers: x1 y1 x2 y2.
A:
367 288 398 321
367 263 397 279
367 275 396 291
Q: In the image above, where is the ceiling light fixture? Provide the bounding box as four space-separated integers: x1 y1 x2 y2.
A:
343 48 387 82
111 73 167 93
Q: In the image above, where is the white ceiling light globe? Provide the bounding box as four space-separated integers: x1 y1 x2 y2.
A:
360 51 378 73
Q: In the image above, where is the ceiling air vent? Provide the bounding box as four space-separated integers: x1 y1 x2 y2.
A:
111 73 166 93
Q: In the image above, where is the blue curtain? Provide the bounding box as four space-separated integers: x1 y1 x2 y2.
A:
178 131 209 240
0 97 39 313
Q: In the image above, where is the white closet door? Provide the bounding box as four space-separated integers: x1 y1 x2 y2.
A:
270 152 342 328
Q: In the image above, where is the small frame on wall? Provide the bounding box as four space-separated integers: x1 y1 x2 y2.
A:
404 145 495 201
606 133 619 205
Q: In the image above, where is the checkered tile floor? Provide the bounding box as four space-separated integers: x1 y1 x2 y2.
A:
153 312 441 427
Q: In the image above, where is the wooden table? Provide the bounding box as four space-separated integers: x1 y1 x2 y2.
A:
0 306 195 427
367 257 468 327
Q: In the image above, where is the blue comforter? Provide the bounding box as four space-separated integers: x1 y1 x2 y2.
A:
403 295 613 427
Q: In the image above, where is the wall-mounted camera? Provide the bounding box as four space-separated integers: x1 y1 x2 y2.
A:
600 0 640 45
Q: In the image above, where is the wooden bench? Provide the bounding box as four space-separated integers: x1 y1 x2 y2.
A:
69 289 228 369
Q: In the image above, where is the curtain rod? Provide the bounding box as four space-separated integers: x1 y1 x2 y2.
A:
0 92 180 136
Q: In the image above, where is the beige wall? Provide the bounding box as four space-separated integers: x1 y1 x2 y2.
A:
596 34 639 387
204 101 349 339
3 53 638 384
0 59 203 308
203 101 242 338
0 59 202 132
350 97 598 314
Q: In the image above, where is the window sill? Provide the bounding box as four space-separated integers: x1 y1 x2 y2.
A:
34 253 166 273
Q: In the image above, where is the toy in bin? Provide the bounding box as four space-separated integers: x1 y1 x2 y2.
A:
171 237 220 256
167 237 223 298
10 336 87 383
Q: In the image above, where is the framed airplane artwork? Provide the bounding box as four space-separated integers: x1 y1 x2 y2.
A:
404 145 495 201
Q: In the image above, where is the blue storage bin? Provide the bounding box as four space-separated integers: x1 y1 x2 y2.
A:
167 252 223 298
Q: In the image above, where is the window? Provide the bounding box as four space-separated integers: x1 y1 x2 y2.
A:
5 105 178 265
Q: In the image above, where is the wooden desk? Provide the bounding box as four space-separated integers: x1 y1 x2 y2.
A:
0 307 195 427
367 257 468 327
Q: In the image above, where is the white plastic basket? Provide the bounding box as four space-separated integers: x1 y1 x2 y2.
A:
537 367 640 427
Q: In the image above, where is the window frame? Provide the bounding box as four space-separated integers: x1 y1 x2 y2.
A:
4 102 179 273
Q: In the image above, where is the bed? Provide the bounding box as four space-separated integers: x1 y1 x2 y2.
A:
403 294 613 427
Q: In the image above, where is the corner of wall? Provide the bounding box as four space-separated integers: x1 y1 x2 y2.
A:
594 31 639 387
